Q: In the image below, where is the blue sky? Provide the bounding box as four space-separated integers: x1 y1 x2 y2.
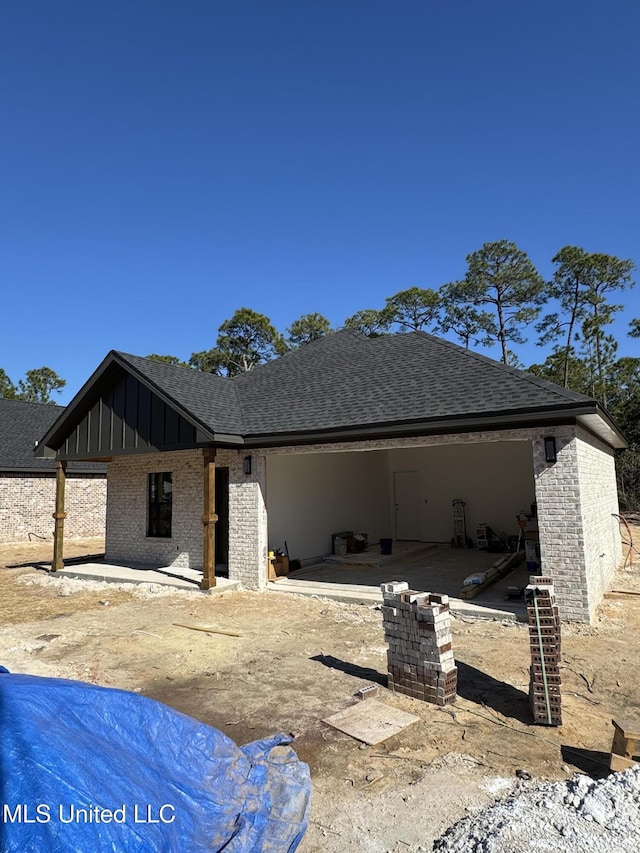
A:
1 1 638 404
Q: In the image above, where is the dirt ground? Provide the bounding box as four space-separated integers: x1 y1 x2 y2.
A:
1 530 639 852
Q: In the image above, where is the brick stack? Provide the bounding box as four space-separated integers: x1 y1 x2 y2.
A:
381 581 457 705
526 575 562 726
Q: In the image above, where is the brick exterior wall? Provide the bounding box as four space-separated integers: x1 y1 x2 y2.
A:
261 429 543 456
531 427 588 621
217 450 269 590
105 450 203 568
104 448 269 588
532 426 622 622
575 427 622 615
0 472 106 544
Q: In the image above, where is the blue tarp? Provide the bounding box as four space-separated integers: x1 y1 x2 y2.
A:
0 668 310 852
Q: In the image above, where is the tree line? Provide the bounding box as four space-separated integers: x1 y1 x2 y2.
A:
149 241 637 403
0 367 66 405
147 239 640 506
2 239 639 505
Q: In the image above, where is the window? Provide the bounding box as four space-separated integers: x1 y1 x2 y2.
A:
147 472 172 538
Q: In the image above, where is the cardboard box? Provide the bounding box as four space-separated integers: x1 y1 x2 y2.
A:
274 555 289 577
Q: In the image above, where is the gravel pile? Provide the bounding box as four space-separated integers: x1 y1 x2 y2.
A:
433 767 640 852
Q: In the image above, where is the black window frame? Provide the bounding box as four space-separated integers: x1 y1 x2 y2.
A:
147 472 172 538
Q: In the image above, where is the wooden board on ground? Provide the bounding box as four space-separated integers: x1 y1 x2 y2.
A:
322 699 420 745
459 550 524 600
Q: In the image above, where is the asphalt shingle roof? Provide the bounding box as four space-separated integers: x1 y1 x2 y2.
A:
37 330 613 455
0 398 104 472
98 331 597 443
231 330 596 436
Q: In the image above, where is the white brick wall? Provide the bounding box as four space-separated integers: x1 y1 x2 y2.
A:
532 428 588 621
0 472 106 544
105 450 203 568
105 448 270 586
575 427 622 616
532 426 622 622
217 450 268 590
262 428 542 455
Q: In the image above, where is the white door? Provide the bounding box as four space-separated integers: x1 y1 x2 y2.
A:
394 471 421 540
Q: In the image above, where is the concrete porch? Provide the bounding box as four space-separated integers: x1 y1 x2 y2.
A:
55 560 240 593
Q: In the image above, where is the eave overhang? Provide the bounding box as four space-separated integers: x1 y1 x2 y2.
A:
0 465 107 474
241 402 628 450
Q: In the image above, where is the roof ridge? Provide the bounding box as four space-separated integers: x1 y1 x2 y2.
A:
231 329 357 383
412 331 594 404
0 397 64 410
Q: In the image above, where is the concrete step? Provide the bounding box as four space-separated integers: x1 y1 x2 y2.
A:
269 578 381 605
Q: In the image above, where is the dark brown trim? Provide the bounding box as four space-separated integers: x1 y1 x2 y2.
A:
0 467 106 475
54 441 219 462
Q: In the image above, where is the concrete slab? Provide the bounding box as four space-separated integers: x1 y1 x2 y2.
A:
268 577 520 620
56 562 239 593
323 541 437 568
272 543 528 619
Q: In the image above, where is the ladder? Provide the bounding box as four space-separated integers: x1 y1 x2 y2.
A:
452 499 468 548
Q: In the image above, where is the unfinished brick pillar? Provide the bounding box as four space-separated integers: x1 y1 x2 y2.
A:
381 581 457 705
527 575 562 726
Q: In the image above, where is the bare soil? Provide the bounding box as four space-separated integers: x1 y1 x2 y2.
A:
1 528 639 852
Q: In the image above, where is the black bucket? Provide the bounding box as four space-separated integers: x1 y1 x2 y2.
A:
380 538 393 555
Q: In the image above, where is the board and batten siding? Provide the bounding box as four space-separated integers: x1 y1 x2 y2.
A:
58 369 200 459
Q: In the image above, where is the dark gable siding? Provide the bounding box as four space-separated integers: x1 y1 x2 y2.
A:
58 371 197 458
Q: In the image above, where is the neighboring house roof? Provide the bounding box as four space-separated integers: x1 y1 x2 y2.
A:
36 331 627 458
0 398 105 473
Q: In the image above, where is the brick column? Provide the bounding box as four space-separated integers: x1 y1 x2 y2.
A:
532 429 591 622
226 453 268 589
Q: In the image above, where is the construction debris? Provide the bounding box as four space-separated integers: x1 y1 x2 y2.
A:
610 718 640 772
172 623 242 638
381 581 457 706
354 685 380 700
322 698 420 745
433 767 640 852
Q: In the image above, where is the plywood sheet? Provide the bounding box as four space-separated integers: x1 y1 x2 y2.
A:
322 699 420 745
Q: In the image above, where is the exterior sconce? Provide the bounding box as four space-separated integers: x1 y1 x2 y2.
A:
243 455 252 475
544 436 557 464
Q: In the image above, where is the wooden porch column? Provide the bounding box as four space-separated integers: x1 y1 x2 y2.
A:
52 461 67 572
201 448 218 590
